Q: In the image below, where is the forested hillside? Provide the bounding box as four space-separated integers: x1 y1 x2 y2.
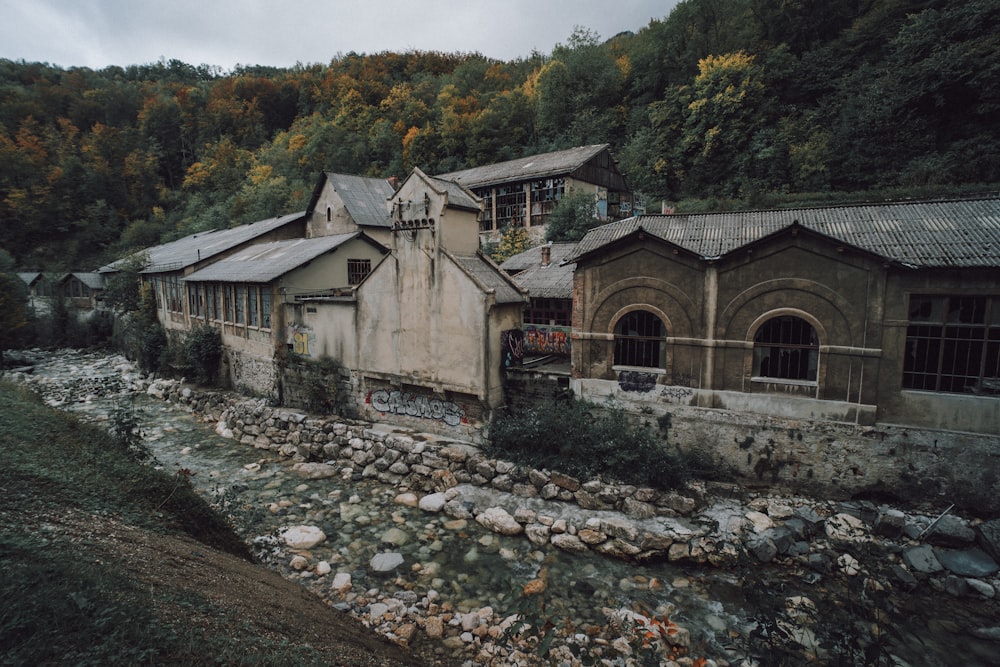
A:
1 0 997 270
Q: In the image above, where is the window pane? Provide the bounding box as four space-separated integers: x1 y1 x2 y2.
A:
261 290 271 328
614 311 664 368
753 316 818 381
903 295 995 394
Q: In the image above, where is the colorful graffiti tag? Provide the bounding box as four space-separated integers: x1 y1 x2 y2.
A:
367 389 466 426
523 325 571 355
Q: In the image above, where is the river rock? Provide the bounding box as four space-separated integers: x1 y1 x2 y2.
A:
393 492 419 507
925 514 976 547
748 535 778 563
933 548 999 577
280 525 326 549
903 544 943 574
476 507 523 535
330 572 352 595
379 527 410 547
370 552 404 573
291 462 338 479
874 508 906 538
418 492 448 512
976 519 1000 561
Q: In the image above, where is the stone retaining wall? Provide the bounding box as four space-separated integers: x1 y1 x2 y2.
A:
149 379 729 565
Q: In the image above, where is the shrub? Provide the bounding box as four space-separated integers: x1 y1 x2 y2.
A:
182 324 223 385
485 398 687 490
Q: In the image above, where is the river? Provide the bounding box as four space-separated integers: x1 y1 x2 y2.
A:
8 348 1000 667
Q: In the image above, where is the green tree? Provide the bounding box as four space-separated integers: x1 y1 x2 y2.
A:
488 225 532 264
0 249 28 367
545 190 600 242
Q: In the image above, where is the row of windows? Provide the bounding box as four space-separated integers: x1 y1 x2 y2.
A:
524 298 572 326
478 179 566 232
612 312 819 382
192 284 271 328
613 297 999 395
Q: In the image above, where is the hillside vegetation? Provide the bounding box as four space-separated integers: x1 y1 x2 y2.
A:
0 381 425 666
1 0 997 270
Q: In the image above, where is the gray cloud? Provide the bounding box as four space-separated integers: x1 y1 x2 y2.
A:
0 0 678 70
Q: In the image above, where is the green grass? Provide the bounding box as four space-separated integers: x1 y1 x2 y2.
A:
0 380 339 666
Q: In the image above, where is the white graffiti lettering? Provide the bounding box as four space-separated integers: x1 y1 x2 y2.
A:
370 389 465 426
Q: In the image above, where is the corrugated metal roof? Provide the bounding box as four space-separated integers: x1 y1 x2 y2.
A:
451 253 526 305
429 175 480 211
183 233 362 283
567 198 1000 268
501 243 576 299
17 272 41 285
127 211 307 274
436 144 611 189
325 173 394 228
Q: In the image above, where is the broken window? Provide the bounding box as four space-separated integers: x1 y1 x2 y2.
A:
753 316 819 382
614 310 665 369
903 295 999 394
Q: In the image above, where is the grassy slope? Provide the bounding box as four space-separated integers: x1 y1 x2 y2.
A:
0 380 427 666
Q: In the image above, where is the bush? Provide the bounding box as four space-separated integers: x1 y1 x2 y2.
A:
182 324 223 385
485 398 687 490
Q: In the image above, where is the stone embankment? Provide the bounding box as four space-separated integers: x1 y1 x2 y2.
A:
7 349 1000 666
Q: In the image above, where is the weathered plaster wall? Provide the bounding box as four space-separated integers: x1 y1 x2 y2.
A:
568 375 998 504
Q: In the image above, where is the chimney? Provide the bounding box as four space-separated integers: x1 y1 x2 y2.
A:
387 176 400 191
541 244 551 267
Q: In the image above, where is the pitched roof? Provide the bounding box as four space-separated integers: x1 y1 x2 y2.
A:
567 198 1000 269
450 253 526 305
500 243 576 299
319 173 394 228
64 272 106 289
183 233 375 283
436 144 612 189
101 211 307 274
429 175 480 212
16 272 41 285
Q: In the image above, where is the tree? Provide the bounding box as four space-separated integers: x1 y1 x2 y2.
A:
102 253 147 314
487 225 532 264
545 190 600 242
0 249 27 367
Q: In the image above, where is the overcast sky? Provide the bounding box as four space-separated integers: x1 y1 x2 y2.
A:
0 0 681 71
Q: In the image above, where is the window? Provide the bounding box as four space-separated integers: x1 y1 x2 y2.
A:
234 285 245 325
260 289 271 329
211 284 221 320
614 311 665 368
525 298 572 326
248 285 259 327
753 316 819 382
224 285 235 322
903 295 1000 394
347 259 372 285
495 184 527 229
188 284 203 318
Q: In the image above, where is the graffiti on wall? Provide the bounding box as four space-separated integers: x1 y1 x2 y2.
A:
661 385 694 403
367 389 467 426
523 325 571 356
501 329 524 368
618 370 658 393
288 325 316 356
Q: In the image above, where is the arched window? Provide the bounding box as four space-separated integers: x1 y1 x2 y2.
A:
614 310 665 369
753 316 819 381
326 206 332 222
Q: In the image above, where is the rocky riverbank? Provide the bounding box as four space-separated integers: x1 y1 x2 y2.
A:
6 348 1000 666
